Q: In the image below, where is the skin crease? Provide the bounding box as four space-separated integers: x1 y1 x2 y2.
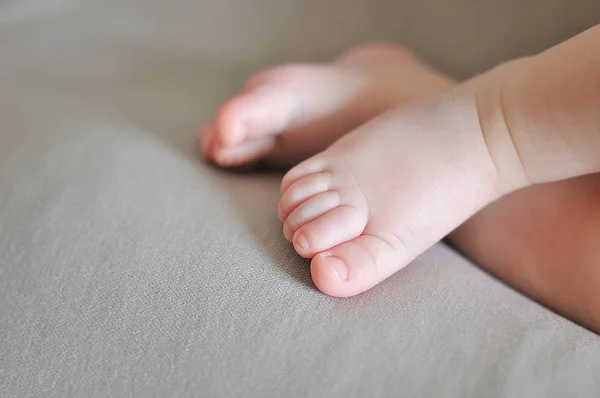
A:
201 25 600 334
450 25 600 332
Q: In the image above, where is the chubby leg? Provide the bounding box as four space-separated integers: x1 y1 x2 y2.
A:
451 25 600 331
451 175 600 332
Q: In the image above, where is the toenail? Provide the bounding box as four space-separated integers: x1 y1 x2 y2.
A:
294 233 309 250
326 255 349 281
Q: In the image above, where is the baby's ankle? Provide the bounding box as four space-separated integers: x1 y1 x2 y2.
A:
464 59 534 194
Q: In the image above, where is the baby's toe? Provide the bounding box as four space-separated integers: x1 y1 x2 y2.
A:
278 172 331 221
282 191 340 240
291 205 367 258
214 91 284 147
280 158 327 193
311 234 408 297
215 67 322 148
211 136 275 167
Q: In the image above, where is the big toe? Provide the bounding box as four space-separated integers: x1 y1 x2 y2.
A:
215 65 341 149
199 124 275 167
214 88 292 148
207 82 298 167
311 234 409 297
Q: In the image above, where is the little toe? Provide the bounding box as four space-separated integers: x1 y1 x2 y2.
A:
278 172 331 221
311 234 409 297
280 158 328 193
283 190 340 241
215 84 298 147
292 205 367 258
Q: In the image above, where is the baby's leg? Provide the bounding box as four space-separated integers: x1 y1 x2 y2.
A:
449 24 600 332
451 176 600 333
279 25 600 303
471 24 600 187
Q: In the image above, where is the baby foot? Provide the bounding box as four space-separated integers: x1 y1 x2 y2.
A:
278 90 512 297
200 43 451 168
281 25 600 299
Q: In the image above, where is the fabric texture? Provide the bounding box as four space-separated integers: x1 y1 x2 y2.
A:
1 1 599 397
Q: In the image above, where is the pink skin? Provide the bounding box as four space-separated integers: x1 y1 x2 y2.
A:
200 44 451 168
201 26 600 333
277 90 504 297
451 174 600 333
276 25 600 299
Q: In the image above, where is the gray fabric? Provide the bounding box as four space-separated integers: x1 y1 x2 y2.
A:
1 0 599 397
